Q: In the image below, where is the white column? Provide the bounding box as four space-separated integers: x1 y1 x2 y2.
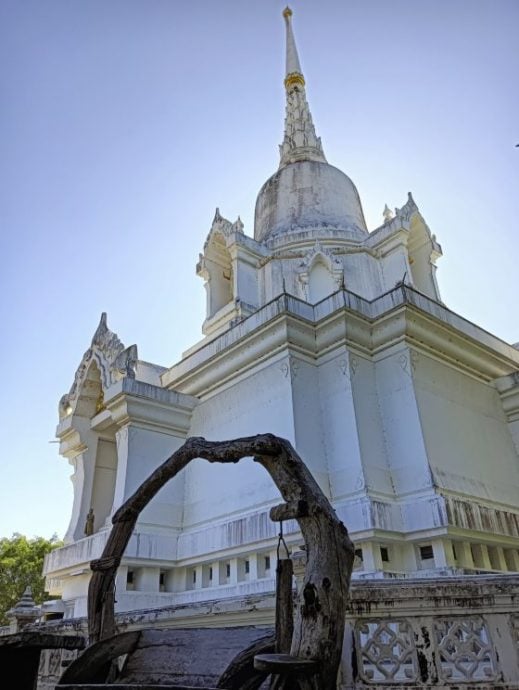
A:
504 549 519 572
489 546 508 572
219 561 230 585
211 561 221 586
399 543 418 572
248 554 259 580
194 565 203 590
229 558 239 585
472 544 492 570
432 539 456 568
270 548 278 574
361 542 383 572
115 566 128 593
134 567 160 592
457 542 475 570
169 567 187 592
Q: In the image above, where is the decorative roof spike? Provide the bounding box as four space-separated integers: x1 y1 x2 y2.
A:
383 204 394 222
16 586 36 609
279 8 326 169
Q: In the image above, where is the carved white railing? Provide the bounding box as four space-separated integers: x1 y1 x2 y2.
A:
34 574 519 688
341 574 519 688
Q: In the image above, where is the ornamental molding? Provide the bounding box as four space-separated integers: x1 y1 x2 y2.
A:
337 358 348 376
398 350 419 377
280 354 300 382
258 244 377 268
59 313 137 420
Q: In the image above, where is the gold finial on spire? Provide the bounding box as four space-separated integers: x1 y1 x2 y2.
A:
285 73 305 88
283 5 305 89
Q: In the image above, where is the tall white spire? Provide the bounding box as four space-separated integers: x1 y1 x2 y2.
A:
279 7 326 168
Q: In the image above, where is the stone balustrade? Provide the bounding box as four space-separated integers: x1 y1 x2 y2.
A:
32 573 519 689
341 574 519 688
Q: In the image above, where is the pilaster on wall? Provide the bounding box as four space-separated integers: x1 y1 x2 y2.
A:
317 348 365 502
349 355 395 497
374 346 434 496
286 352 330 497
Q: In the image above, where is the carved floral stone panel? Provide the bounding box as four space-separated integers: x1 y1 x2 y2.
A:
355 619 418 683
433 616 497 682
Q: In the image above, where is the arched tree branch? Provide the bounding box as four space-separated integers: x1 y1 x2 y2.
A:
87 433 354 689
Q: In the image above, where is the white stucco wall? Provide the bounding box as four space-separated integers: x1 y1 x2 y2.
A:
414 354 519 506
182 358 296 528
342 252 384 300
114 426 187 530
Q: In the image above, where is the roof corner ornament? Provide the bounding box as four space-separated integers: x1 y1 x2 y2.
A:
383 204 394 223
233 216 244 234
113 344 138 381
407 191 417 209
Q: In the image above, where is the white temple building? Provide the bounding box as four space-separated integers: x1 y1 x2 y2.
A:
43 8 519 620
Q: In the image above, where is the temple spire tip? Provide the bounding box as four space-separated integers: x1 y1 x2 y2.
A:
279 6 326 168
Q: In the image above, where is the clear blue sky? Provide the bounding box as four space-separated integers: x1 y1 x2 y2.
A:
1 0 517 540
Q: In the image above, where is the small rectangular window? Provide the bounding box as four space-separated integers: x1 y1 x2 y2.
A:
226 563 231 578
126 571 134 584
380 547 389 562
354 548 363 561
159 572 165 586
265 556 271 570
245 560 250 574
192 570 197 583
420 545 434 560
209 566 213 580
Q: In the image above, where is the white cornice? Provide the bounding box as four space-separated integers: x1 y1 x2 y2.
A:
495 374 519 421
163 288 519 397
104 378 197 434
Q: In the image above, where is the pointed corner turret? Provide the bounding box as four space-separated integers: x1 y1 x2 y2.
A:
279 7 326 168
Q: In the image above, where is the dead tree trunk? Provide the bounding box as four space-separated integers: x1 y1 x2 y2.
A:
88 434 354 689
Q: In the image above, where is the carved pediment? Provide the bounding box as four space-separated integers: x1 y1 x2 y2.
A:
203 208 243 247
395 191 419 223
59 313 137 419
296 241 344 301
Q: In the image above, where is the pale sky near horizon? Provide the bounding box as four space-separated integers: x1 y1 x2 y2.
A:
1 0 517 541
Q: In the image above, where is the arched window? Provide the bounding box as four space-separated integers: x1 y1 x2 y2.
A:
202 233 233 319
308 258 336 303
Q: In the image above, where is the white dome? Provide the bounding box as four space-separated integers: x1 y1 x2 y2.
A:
254 160 367 245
